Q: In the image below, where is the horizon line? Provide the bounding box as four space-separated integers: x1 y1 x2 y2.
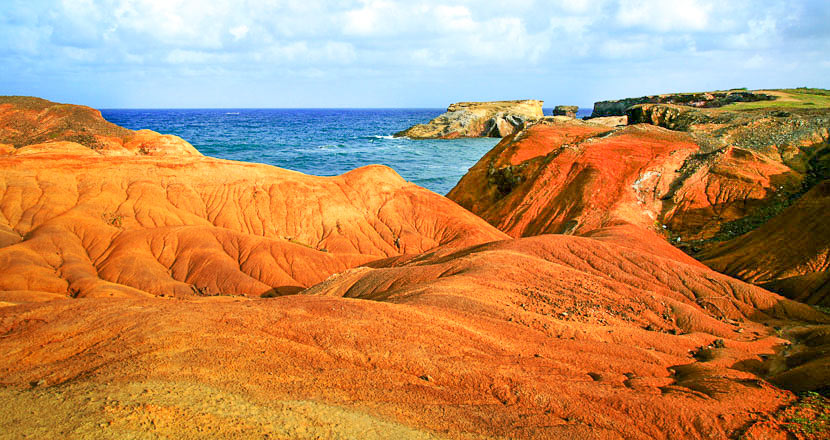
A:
98 106 595 110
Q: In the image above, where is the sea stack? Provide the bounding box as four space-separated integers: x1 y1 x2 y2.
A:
394 99 543 139
552 105 579 118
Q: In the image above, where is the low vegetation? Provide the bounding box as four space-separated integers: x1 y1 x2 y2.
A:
724 88 830 110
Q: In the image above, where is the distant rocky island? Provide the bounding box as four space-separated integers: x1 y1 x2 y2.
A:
394 99 544 138
1 89 829 439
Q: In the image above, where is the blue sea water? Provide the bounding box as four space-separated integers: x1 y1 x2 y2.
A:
101 108 591 195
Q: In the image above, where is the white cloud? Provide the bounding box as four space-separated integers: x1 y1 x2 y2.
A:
744 54 766 69
229 25 249 41
617 0 712 32
343 0 404 36
599 36 652 58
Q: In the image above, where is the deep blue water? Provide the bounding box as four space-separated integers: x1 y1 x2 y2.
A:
101 108 591 195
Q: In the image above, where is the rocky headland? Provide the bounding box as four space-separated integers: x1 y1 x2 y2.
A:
394 99 543 139
590 89 776 117
1 94 829 439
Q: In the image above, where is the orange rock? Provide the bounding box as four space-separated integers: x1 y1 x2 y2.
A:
449 119 700 237
0 231 825 438
1 96 828 439
448 104 830 305
0 96 199 156
0 153 506 300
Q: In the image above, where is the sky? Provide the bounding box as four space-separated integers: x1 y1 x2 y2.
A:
1 0 829 108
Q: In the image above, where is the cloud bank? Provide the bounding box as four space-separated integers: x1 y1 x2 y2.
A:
1 0 828 107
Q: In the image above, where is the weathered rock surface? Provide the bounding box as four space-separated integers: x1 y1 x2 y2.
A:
591 89 774 117
394 100 543 139
448 118 700 237
1 229 826 439
0 143 506 300
588 115 628 126
448 102 830 304
0 96 199 156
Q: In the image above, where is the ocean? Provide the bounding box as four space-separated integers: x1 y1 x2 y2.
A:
101 108 592 195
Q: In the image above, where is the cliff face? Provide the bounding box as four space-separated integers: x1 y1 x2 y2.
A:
394 99 543 139
0 96 199 156
590 90 774 117
448 102 830 305
448 118 701 237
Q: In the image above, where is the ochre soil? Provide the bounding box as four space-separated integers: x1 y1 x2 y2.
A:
2 230 827 439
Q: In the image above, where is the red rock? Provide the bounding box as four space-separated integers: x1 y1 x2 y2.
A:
700 180 830 306
448 119 700 237
0 231 825 438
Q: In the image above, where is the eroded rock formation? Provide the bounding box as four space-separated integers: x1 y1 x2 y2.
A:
1 226 827 439
448 100 830 309
394 100 543 139
0 144 505 300
700 180 830 306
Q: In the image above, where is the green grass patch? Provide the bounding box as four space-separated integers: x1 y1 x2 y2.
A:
782 391 830 438
724 88 830 110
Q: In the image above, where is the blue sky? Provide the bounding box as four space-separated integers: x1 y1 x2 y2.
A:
2 0 828 108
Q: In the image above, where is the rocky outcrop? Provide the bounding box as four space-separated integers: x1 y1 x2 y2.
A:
448 102 830 303
0 96 199 156
394 99 543 139
448 118 700 237
552 105 578 118
590 90 774 117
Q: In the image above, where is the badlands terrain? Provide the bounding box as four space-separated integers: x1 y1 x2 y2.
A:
0 91 829 439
